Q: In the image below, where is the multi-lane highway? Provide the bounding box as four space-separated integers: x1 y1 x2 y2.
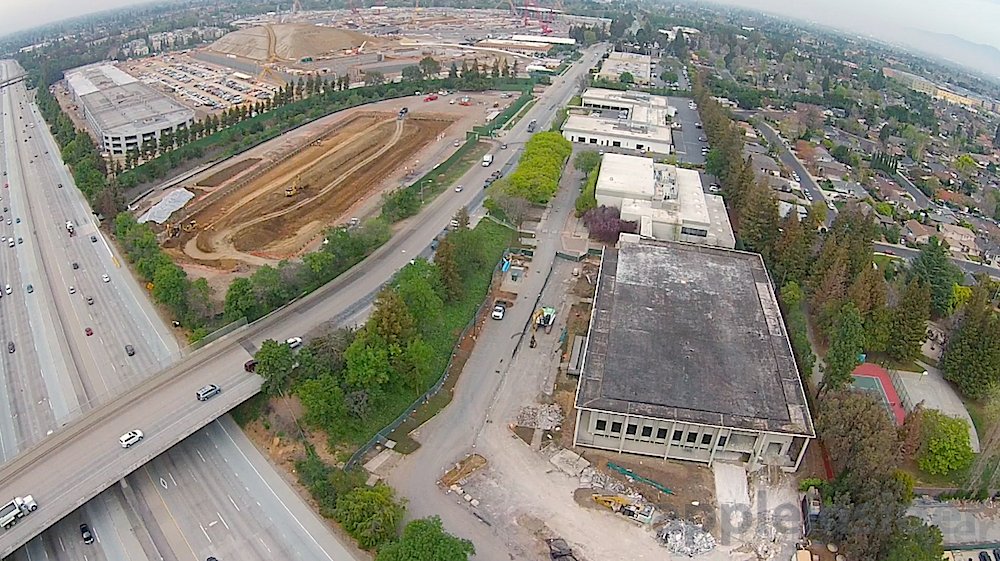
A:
0 47 604 558
0 60 362 561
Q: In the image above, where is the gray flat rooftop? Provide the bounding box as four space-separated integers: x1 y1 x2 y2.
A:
576 238 813 436
80 82 193 137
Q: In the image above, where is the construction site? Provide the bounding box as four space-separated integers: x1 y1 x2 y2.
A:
152 91 506 274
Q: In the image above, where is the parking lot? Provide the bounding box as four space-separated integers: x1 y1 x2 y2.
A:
668 95 708 165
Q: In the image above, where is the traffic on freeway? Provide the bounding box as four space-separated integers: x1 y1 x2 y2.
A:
0 60 360 561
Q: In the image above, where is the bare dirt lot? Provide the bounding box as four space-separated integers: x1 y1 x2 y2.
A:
157 92 508 276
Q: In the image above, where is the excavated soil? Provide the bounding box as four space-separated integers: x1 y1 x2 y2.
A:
165 111 453 269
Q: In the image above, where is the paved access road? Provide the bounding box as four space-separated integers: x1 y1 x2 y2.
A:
669 96 707 165
0 60 360 561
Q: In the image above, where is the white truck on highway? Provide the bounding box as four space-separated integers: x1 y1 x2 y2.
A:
482 154 494 167
65 220 75 237
0 496 37 529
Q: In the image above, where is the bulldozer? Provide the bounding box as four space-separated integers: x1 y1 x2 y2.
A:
592 494 655 524
182 220 197 232
285 175 302 197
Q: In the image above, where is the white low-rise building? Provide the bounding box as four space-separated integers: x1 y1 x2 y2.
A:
562 88 675 154
597 51 652 85
596 154 735 248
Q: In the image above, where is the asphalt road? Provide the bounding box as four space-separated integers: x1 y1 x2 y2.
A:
0 46 605 556
0 60 361 561
752 120 831 218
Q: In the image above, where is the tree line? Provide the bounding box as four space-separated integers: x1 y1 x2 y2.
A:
691 71 976 559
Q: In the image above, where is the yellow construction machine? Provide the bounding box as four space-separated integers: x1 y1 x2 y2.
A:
591 494 655 524
285 175 302 197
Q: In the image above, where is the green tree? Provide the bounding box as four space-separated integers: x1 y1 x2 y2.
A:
151 262 190 316
298 372 346 431
434 237 462 302
941 284 1000 398
736 182 779 261
448 62 459 79
815 389 902 487
619 71 634 84
343 327 393 392
887 279 930 363
370 288 416 347
820 303 865 393
909 237 963 316
365 71 385 86
255 339 297 394
335 484 405 550
224 277 258 321
401 65 423 82
418 56 441 78
376 516 475 561
772 212 813 286
573 150 601 174
917 410 974 476
884 516 945 561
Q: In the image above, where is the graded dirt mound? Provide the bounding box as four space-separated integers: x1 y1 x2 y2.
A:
165 112 454 269
207 23 369 62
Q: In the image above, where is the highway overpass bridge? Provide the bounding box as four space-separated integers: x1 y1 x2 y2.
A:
0 74 26 91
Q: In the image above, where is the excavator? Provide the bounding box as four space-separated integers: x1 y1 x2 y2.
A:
591 494 655 524
285 175 303 197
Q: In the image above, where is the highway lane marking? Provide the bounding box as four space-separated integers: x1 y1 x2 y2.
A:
196 449 206 463
169 472 177 487
200 524 211 543
258 537 272 554
143 466 200 560
216 420 336 561
218 512 229 530
58 535 64 551
227 494 240 512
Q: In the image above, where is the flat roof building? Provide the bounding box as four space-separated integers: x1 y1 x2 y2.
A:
561 89 674 154
574 236 814 471
65 63 195 156
596 154 735 248
597 51 652 85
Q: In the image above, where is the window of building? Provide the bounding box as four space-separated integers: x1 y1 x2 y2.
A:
718 436 728 447
657 428 669 441
672 430 683 442
595 419 607 432
626 423 637 436
589 138 598 144
681 227 708 237
702 433 713 445
686 432 698 443
636 144 644 151
612 141 621 147
611 421 623 434
641 426 653 438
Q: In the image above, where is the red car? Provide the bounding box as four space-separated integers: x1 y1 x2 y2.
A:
423 94 438 102
85 327 93 336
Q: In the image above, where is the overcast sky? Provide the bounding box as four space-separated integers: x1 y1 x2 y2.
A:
0 0 157 37
705 0 1000 50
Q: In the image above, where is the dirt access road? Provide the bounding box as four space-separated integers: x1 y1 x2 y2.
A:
159 92 509 273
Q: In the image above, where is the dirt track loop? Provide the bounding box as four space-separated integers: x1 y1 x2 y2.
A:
166 112 453 270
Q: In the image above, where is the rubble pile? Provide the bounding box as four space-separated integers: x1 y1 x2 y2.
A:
580 467 632 495
657 519 717 557
516 404 564 430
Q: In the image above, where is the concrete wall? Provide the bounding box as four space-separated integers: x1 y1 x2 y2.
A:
562 130 671 154
574 409 809 471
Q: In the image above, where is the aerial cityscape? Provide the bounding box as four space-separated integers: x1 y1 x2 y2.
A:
0 1 1000 560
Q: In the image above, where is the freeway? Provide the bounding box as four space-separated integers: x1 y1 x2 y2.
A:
0 61 360 561
0 46 605 556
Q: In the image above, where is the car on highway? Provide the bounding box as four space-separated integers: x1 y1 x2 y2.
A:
80 523 94 544
90 235 97 243
196 384 222 401
698 136 707 142
500 143 507 150
25 284 32 293
4 284 10 295
69 286 76 294
454 185 463 192
286 336 303 349
7 239 12 248
491 303 506 320
7 342 13 354
453 139 460 147
125 344 135 356
57 183 62 189
101 274 110 283
244 359 258 373
85 327 93 336
72 262 79 269
695 122 702 128
16 237 21 244
86 296 94 305
119 430 143 448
